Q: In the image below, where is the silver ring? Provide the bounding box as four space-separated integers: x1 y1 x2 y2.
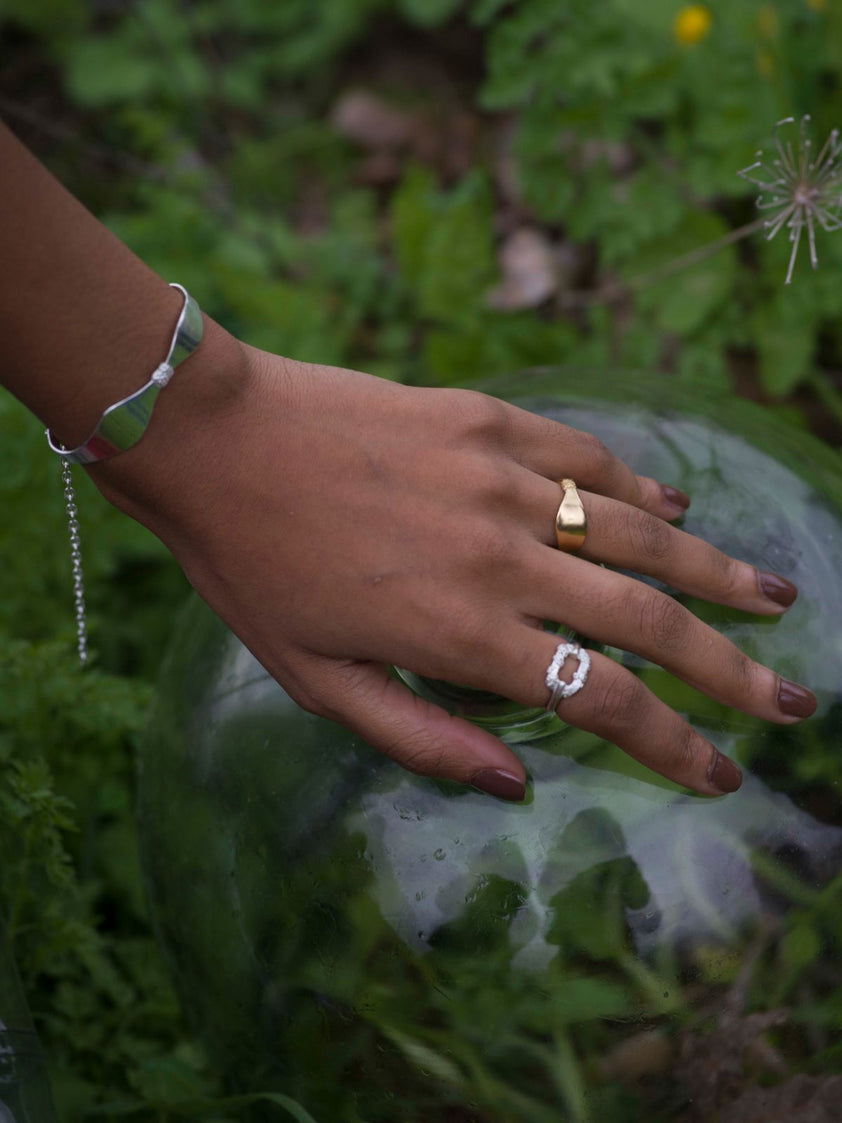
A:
545 641 590 711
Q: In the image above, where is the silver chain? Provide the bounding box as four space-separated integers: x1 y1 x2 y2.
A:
60 460 88 666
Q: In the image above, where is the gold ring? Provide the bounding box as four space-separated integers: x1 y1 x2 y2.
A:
555 478 587 552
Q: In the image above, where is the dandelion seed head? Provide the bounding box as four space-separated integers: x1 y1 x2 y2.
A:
738 115 842 284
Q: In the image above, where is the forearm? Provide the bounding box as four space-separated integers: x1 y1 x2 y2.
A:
0 118 247 456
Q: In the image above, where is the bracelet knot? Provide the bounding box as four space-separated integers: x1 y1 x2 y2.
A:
151 361 175 387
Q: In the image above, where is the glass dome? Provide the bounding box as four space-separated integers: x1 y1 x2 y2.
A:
139 370 842 1122
0 919 58 1123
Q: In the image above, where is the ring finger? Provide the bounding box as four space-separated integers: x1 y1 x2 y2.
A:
520 637 743 795
520 548 816 726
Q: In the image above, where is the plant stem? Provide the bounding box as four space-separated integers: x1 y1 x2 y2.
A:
628 216 767 290
560 216 768 309
806 369 842 430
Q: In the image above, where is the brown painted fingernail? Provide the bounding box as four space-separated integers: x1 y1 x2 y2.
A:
758 570 798 608
709 753 742 794
470 768 526 802
777 679 818 719
661 485 691 511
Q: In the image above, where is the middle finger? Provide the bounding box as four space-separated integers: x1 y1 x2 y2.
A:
526 480 797 616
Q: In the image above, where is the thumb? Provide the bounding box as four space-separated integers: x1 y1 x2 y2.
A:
303 657 527 802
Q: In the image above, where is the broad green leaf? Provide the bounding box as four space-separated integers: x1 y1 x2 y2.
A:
754 285 817 397
417 173 496 320
391 164 439 287
630 211 736 335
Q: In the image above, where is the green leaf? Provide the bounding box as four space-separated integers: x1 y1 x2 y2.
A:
544 811 649 961
630 211 736 335
418 175 496 321
62 0 211 110
781 922 821 974
546 974 637 1025
754 283 818 397
397 0 463 26
128 1055 209 1104
380 1025 464 1087
391 164 440 287
64 36 161 106
392 170 497 323
0 0 86 34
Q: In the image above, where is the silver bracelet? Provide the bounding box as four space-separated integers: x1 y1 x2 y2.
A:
46 283 202 664
46 283 203 464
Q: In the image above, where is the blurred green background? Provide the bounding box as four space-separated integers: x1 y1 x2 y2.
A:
2 0 842 1117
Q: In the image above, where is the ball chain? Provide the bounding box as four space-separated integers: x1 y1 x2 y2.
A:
60 459 88 666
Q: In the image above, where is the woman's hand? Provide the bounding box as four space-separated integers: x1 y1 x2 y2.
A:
1 119 812 797
93 334 815 801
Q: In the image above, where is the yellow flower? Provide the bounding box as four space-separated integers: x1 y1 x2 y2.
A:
674 5 713 45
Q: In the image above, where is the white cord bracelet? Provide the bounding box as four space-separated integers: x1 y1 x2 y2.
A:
46 283 202 663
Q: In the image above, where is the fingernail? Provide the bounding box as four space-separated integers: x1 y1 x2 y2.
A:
758 570 798 608
709 752 742 794
661 484 690 511
470 768 526 802
777 678 818 719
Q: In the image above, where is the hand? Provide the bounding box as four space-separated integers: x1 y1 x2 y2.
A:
93 334 815 801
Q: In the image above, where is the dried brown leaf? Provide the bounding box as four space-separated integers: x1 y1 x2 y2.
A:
331 90 417 150
598 1029 673 1082
486 227 557 310
676 1009 788 1117
718 1074 842 1123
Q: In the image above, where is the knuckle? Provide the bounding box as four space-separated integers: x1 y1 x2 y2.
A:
637 475 664 510
410 603 489 679
284 659 371 724
472 459 519 509
715 552 746 598
451 610 499 666
671 723 707 778
452 389 511 445
596 671 649 729
728 644 760 695
393 728 449 777
625 508 673 563
463 517 520 572
578 432 615 477
636 591 689 655
286 679 334 720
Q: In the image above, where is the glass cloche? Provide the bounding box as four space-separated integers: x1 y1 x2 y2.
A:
138 370 842 1122
0 917 58 1123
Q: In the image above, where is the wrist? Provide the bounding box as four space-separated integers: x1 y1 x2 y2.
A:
89 317 258 527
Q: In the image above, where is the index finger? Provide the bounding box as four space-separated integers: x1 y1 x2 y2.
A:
506 404 690 520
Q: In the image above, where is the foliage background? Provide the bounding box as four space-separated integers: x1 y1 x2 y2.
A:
1 0 842 1118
